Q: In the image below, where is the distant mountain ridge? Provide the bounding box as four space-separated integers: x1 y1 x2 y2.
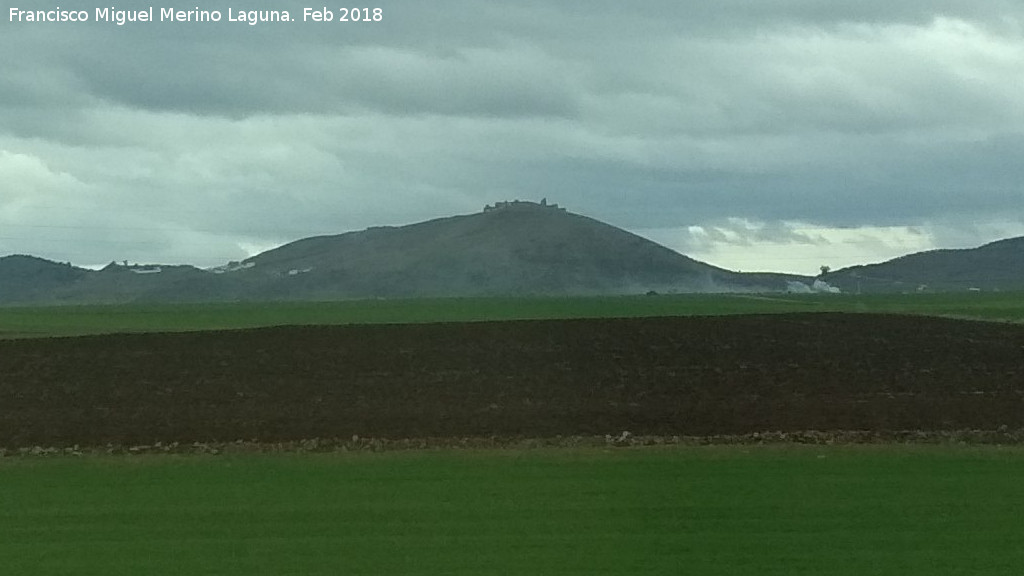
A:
2 203 1021 304
823 236 1024 293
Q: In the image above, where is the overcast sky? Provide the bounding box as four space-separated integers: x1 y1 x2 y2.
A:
2 1 1023 273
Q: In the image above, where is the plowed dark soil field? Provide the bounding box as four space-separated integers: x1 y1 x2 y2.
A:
2 313 1023 449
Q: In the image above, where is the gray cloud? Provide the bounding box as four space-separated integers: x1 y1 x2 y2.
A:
2 0 1022 269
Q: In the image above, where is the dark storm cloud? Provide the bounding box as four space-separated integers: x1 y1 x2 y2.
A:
10 0 1016 120
1 0 1022 268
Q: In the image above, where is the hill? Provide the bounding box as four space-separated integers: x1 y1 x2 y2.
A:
0 255 91 304
6 205 1024 303
0 257 229 306
823 236 1024 293
234 200 793 298
0 202 801 304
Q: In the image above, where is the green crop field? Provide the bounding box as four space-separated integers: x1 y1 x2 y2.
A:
1 291 1023 338
2 446 1023 575
5 292 1023 574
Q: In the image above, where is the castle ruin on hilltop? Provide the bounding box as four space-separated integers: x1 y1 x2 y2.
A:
483 198 566 212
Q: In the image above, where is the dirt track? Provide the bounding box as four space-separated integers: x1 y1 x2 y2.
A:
2 313 1023 449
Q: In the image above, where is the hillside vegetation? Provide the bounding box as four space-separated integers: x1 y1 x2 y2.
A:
825 236 1024 293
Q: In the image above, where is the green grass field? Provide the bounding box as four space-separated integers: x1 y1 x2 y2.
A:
2 446 1023 575
5 294 1024 574
2 291 1023 338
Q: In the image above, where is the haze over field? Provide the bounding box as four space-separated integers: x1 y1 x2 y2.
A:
2 1 1023 274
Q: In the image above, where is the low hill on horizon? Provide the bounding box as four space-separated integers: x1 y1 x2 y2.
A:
235 200 795 299
823 236 1024 293
0 255 92 304
0 202 802 304
5 202 1022 304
